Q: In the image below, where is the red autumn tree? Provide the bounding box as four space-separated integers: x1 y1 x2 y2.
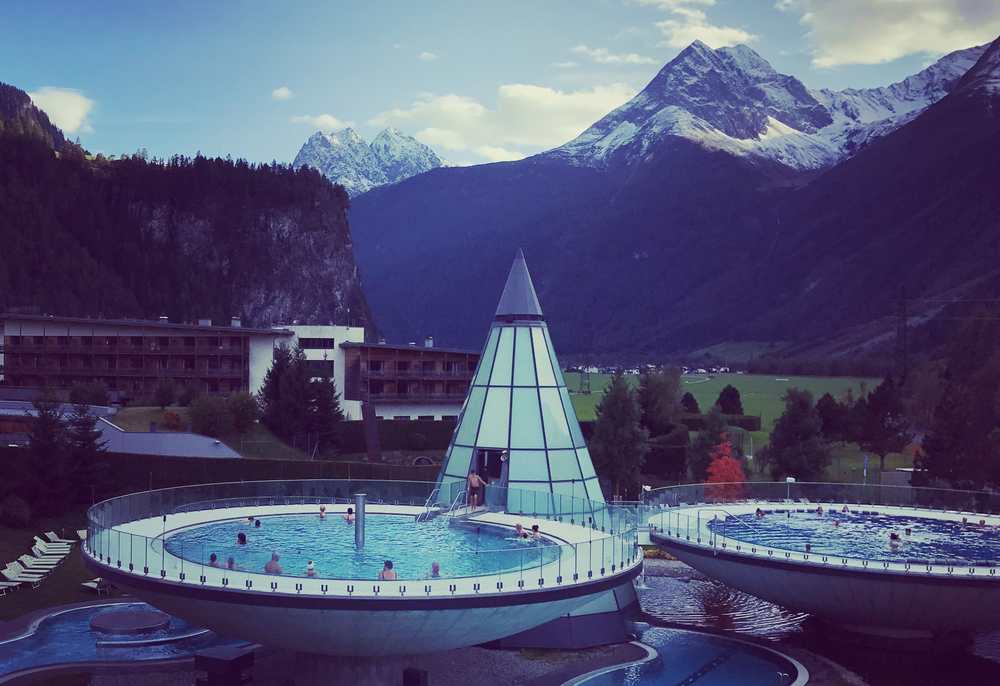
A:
705 435 746 502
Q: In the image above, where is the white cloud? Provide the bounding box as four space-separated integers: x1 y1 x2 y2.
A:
370 83 636 164
634 0 755 49
271 86 294 100
571 44 658 65
777 0 1000 67
552 60 579 69
27 87 95 134
290 113 352 131
418 51 438 62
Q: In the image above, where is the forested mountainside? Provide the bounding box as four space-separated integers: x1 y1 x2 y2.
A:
0 83 371 328
351 37 1000 358
0 82 71 152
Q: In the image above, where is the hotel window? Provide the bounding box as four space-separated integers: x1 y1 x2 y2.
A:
298 338 335 350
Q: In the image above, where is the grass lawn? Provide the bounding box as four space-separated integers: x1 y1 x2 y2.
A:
566 372 879 440
112 406 310 460
0 512 124 622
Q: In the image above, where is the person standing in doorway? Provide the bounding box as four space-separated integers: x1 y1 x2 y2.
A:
467 470 486 508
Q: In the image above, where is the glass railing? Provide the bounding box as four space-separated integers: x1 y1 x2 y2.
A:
84 480 640 589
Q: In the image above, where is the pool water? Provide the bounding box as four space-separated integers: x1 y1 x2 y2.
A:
707 510 1000 564
163 514 558 579
577 627 799 685
0 602 246 677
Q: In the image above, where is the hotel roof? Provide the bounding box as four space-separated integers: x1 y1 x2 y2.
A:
0 312 293 336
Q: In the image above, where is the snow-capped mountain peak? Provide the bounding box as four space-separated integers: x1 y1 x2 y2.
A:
549 40 990 171
293 127 442 196
953 35 1000 97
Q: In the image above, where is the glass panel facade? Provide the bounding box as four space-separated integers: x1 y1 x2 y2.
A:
539 387 572 449
512 327 537 386
584 477 604 502
532 327 555 386
560 386 585 447
455 386 487 445
548 449 583 481
473 327 500 386
509 388 544 449
577 447 597 479
508 450 550 481
507 485 553 515
489 327 514 386
552 480 586 510
543 328 566 387
444 446 474 478
476 387 511 448
437 476 464 505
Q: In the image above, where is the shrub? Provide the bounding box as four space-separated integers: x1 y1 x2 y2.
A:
189 395 232 438
227 393 259 434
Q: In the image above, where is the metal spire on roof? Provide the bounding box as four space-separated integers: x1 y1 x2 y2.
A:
494 249 543 319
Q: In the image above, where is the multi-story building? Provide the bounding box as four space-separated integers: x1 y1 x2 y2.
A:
341 337 479 420
271 324 365 420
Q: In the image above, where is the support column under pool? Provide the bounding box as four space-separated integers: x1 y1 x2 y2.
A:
354 493 366 549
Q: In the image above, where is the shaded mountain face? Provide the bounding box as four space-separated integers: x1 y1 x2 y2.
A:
292 127 442 196
0 81 371 330
0 81 70 152
351 36 1000 358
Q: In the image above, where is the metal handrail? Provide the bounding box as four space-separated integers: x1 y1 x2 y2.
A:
416 487 440 522
446 489 467 516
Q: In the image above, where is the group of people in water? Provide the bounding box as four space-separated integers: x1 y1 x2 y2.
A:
511 522 543 542
752 504 920 551
205 506 440 580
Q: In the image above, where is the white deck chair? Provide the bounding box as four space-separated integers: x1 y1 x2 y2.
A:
0 580 21 595
2 566 44 588
44 531 76 544
81 577 108 595
19 553 60 569
33 538 71 554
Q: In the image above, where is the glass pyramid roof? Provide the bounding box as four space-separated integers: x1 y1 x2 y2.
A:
436 252 604 517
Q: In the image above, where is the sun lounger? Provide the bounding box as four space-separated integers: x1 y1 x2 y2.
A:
19 554 60 569
31 544 67 559
2 566 44 588
81 577 109 595
44 531 76 544
0 580 22 596
33 538 72 554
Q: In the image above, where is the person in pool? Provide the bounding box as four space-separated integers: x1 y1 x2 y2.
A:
530 524 542 540
344 507 355 523
237 532 247 545
755 508 765 519
306 560 316 577
428 561 441 579
319 505 326 519
905 527 912 536
379 560 396 581
246 516 254 525
226 557 237 570
254 519 261 528
816 506 824 516
264 552 282 575
841 505 850 514
889 532 901 550
514 523 525 537
209 552 220 568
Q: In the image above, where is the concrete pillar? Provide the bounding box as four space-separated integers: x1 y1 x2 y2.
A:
355 493 366 549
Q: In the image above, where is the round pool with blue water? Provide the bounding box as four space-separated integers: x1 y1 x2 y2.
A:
572 627 802 686
0 602 247 678
707 508 1000 563
163 514 558 579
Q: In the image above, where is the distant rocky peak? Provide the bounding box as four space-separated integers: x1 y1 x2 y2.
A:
953 36 1000 97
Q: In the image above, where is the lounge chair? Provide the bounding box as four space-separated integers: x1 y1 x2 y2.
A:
31 543 67 559
44 531 76 545
0 580 21 596
19 553 60 569
2 566 44 588
81 577 109 595
33 538 72 554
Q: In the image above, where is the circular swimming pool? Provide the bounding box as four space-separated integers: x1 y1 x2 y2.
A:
163 513 558 579
707 508 1000 564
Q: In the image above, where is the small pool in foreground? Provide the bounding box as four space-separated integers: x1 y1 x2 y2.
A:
572 627 801 686
706 509 1000 563
163 513 558 579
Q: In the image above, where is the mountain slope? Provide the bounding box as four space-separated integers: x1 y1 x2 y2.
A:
0 81 71 152
293 127 441 196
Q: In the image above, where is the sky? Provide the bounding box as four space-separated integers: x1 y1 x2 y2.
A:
4 0 1000 166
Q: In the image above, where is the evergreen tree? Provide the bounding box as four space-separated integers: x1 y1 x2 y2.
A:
308 376 345 455
227 392 259 434
66 403 107 502
688 406 727 481
637 368 681 437
714 384 744 415
26 394 71 513
680 391 700 414
758 388 831 481
815 392 849 441
858 378 912 475
590 374 649 498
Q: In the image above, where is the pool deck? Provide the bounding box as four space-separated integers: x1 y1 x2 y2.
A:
86 503 641 602
648 500 1000 581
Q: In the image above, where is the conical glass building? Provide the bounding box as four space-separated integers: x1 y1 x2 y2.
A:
436 251 604 518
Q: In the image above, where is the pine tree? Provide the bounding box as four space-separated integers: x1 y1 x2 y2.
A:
27 394 71 513
308 376 345 456
680 392 700 414
758 388 831 480
715 384 744 415
858 378 912 475
590 373 649 498
66 403 107 502
638 368 681 437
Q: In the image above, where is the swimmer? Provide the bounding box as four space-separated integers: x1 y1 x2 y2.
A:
379 560 397 581
833 520 840 528
805 543 812 553
255 519 261 528
530 524 541 540
428 561 441 579
344 507 355 523
306 560 316 577
514 523 525 537
319 505 326 519
755 508 765 519
889 532 901 550
264 552 282 575
226 557 236 570
816 506 824 516
246 516 254 525
209 552 220 567
237 532 247 545
905 528 912 536
841 505 850 514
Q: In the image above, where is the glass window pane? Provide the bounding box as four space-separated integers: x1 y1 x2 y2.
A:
543 328 566 387
560 387 585 447
539 387 572 449
548 449 582 481
577 447 597 479
584 478 604 502
489 327 514 386
476 387 510 448
443 446 473 478
507 484 553 515
473 327 500 386
532 327 555 386
455 386 487 445
507 450 550 481
510 388 544 449
512 327 537 386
